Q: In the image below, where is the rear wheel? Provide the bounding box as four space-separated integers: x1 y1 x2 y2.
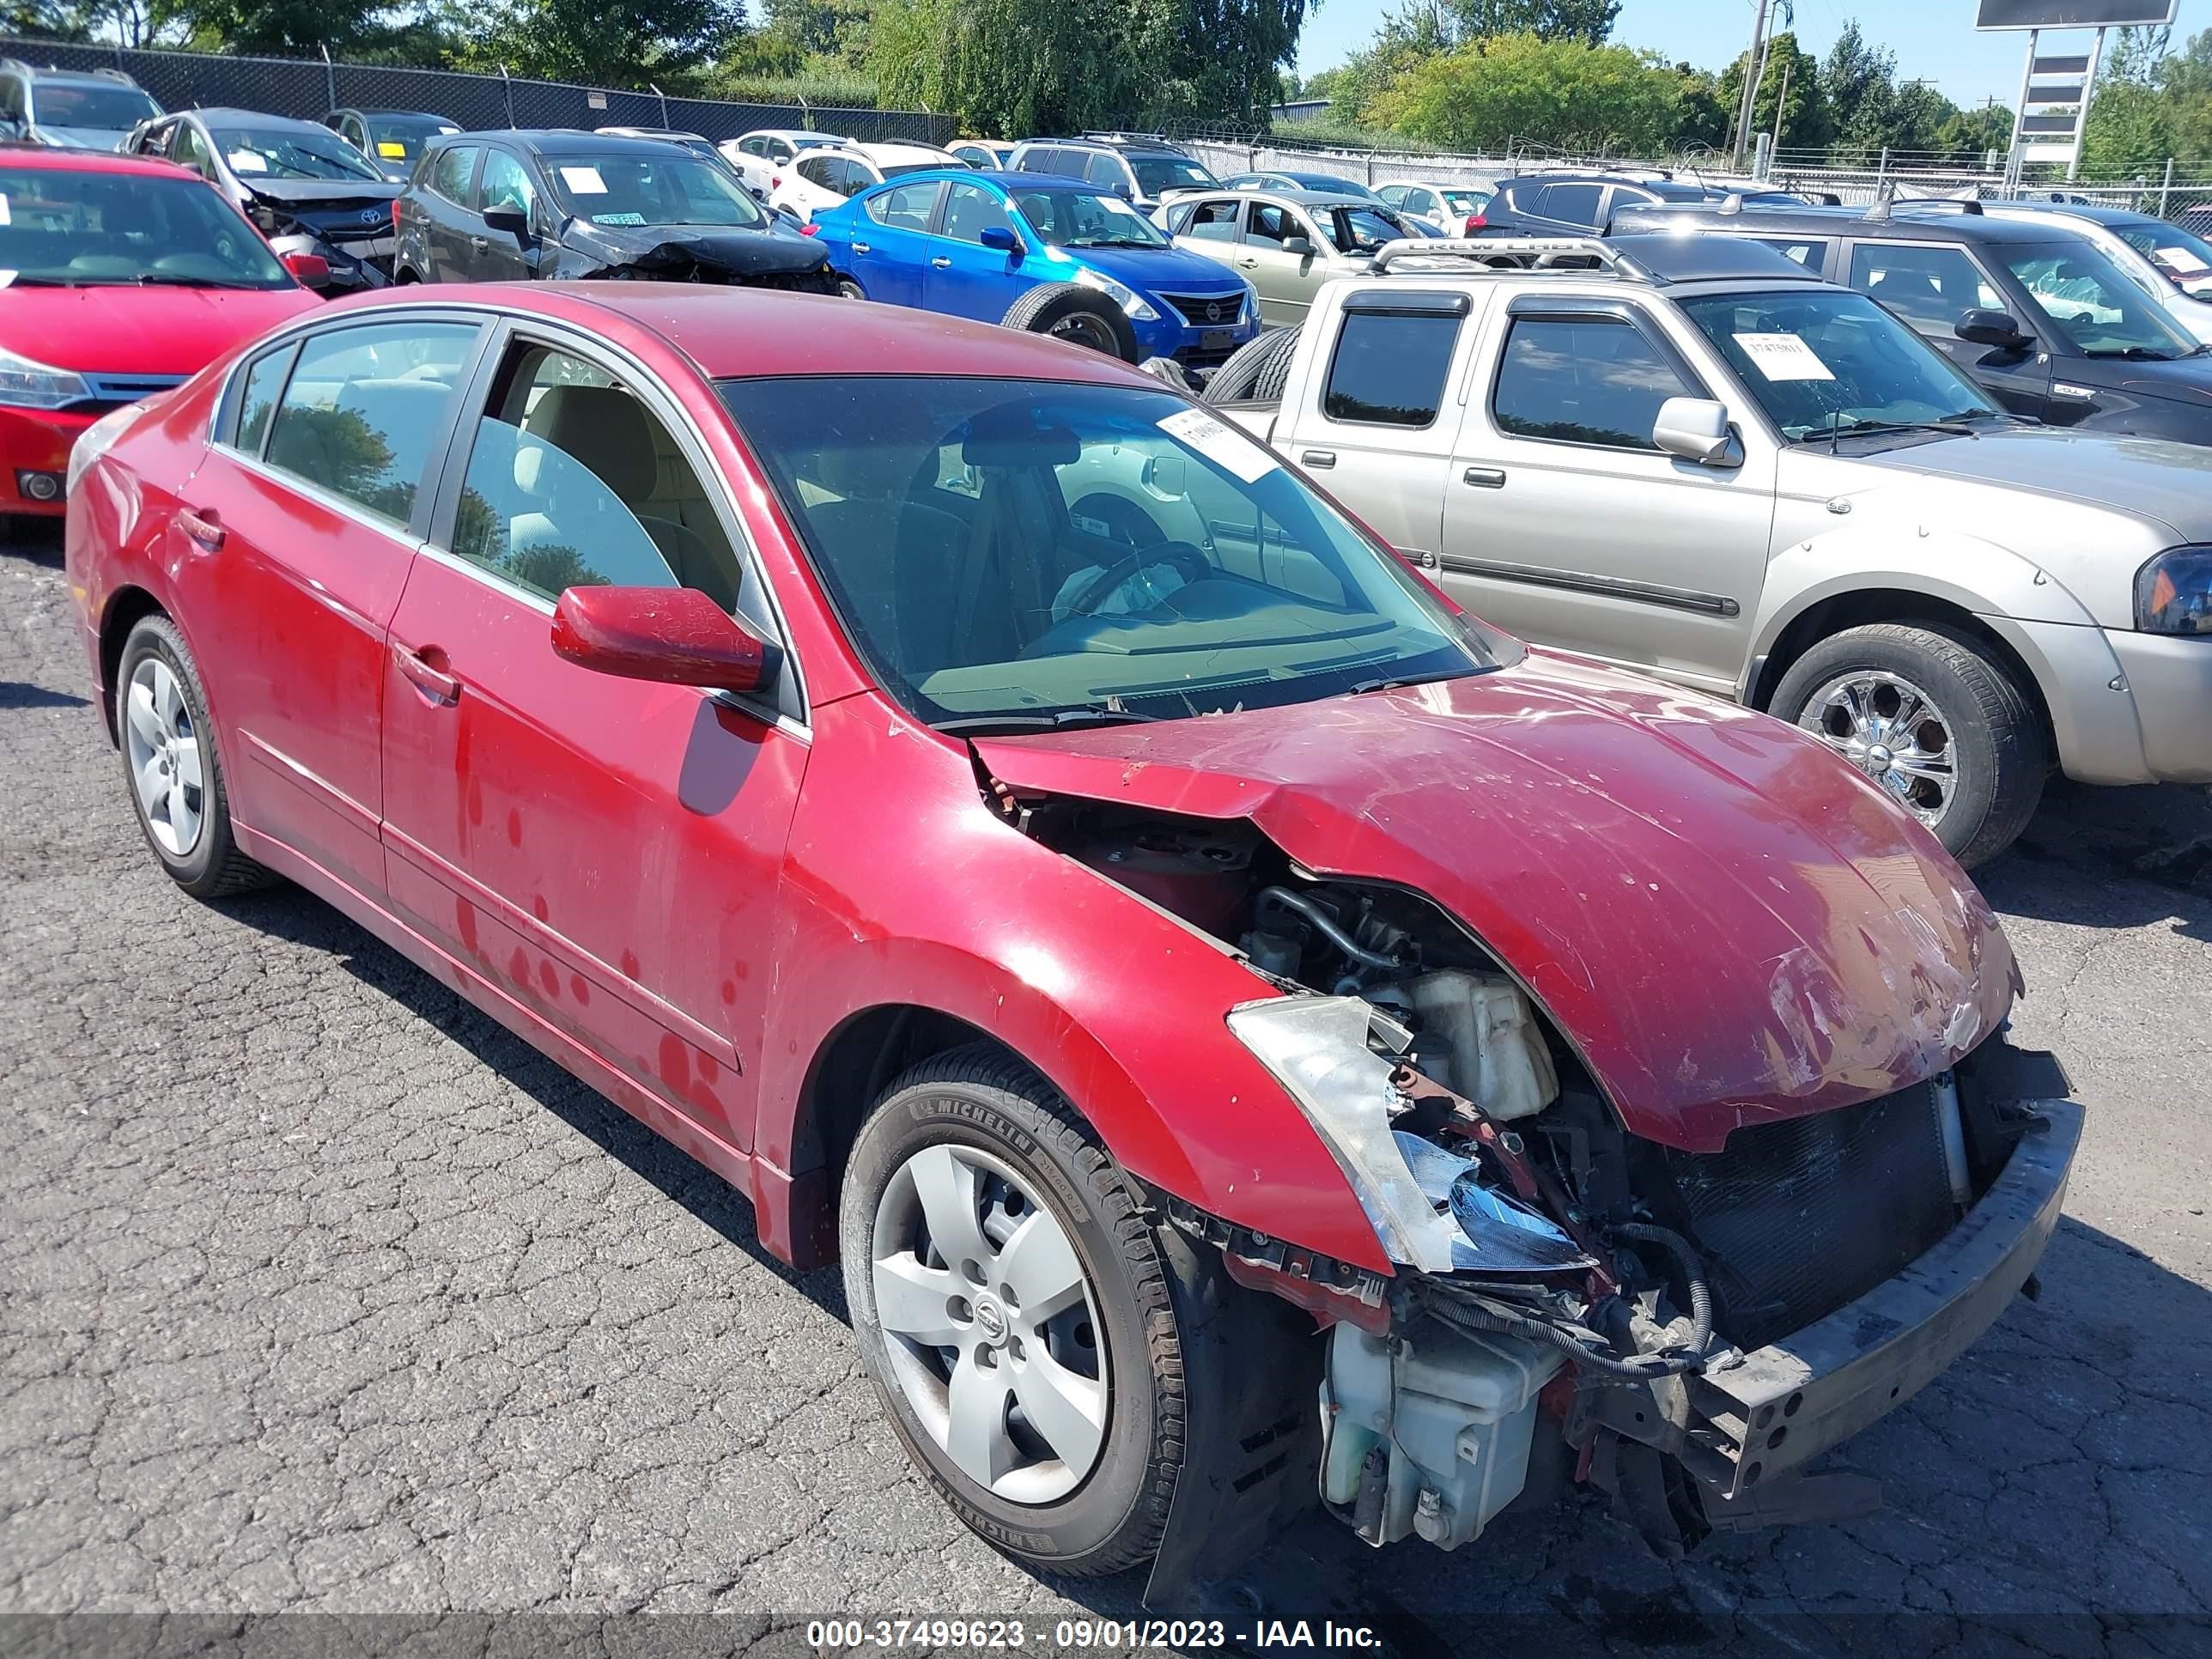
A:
114 615 274 899
840 1046 1187 1575
1000 283 1139 362
1771 622 2046 868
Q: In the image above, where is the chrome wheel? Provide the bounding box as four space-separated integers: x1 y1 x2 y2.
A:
1797 669 1957 828
1047 313 1119 355
124 657 204 857
870 1142 1109 1504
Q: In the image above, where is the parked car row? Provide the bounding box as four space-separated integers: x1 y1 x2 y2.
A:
57 254 2092 1595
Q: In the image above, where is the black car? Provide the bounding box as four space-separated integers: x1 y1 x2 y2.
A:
1479 172 1717 234
323 107 462 184
124 108 400 291
1611 196 2212 443
394 130 837 291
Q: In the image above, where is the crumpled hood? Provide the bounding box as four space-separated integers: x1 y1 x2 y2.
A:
556 218 831 281
237 176 400 210
973 651 2018 1152
1863 422 2212 541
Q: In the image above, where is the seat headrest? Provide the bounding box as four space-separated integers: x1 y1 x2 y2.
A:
526 384 659 500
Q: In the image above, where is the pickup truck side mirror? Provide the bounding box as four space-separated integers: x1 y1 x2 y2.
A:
979 223 1022 254
1956 307 2031 349
1282 236 1316 258
1652 397 1742 467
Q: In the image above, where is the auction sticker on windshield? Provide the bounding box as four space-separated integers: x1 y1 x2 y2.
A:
1159 406 1278 483
1734 332 1835 381
560 167 609 194
228 151 269 174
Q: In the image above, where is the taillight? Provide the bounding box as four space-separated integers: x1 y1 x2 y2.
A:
799 222 818 236
770 173 781 189
1464 214 1486 234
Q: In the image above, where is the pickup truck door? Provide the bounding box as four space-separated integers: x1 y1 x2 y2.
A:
1276 286 1490 570
1438 295 1777 696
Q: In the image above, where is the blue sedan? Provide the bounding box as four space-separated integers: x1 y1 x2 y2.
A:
805 170 1260 374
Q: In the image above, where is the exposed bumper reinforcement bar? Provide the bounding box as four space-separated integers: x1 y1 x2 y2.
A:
1679 1097 2081 1502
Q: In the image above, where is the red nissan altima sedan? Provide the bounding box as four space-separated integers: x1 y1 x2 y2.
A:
65 283 2080 1584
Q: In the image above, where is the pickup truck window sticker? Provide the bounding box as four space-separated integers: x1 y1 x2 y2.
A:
1733 332 1835 382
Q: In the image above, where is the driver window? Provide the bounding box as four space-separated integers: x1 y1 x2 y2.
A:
1246 203 1297 247
171 124 214 179
1492 316 1697 451
449 343 745 611
478 151 539 226
1848 244 2005 332
940 181 1012 244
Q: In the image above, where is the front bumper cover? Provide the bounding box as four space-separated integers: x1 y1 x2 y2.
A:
1674 1096 2081 1501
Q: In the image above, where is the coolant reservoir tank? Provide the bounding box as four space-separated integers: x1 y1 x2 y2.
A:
1408 970 1558 1120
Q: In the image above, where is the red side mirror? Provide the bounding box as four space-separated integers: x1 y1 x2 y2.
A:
550 586 771 694
280 251 331 286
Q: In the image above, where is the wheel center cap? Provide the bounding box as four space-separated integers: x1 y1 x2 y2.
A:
1866 742 1894 769
973 1296 1008 1345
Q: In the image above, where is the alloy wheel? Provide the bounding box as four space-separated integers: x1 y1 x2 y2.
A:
1797 669 1957 829
869 1142 1109 1504
124 657 204 857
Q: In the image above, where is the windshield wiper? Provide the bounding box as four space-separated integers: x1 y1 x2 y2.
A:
130 274 270 289
934 707 1165 736
1800 417 1981 446
1066 237 1159 248
1344 669 1475 696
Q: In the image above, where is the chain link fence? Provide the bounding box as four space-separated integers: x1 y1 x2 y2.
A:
0 37 955 146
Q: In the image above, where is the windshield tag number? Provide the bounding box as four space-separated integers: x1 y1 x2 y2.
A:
1733 332 1834 382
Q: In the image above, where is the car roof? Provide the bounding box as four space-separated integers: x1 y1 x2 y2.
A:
1614 200 2082 245
0 145 191 179
350 108 452 121
1992 199 2159 228
337 283 1158 386
1605 233 1827 284
1192 186 1381 207
190 107 330 133
449 128 712 156
741 127 834 142
9 64 137 86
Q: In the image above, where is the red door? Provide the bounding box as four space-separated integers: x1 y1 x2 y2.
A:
184 317 483 900
377 337 806 1152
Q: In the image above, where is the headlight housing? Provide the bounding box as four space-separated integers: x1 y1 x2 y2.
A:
67 402 149 495
0 347 94 412
1073 265 1159 322
2136 546 2212 635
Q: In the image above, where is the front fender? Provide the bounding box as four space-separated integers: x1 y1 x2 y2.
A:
750 695 1390 1274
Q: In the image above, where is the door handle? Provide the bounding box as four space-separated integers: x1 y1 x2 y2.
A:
1235 257 1258 269
930 256 951 269
1462 466 1507 489
851 240 872 254
175 507 224 551
1301 449 1336 468
393 643 460 706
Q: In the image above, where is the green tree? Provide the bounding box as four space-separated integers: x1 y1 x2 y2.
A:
1670 63 1730 153
153 0 390 53
1718 30 1830 151
1369 32 1681 156
459 0 745 88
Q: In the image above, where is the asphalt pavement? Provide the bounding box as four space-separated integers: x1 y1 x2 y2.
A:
3 523 2209 1658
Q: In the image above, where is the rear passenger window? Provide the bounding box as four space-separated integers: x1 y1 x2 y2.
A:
1492 316 1695 451
232 344 295 457
1184 199 1240 241
1083 151 1123 187
429 144 477 205
866 180 939 230
1325 307 1462 427
263 322 478 525
1535 183 1604 226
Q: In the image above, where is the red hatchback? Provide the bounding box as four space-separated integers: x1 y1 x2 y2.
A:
65 283 2081 1585
1 147 320 526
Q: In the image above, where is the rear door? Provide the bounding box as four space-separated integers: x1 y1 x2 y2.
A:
924 178 1028 323
381 322 808 1155
1843 237 2055 417
848 179 942 307
416 143 482 282
189 313 487 898
1440 296 1775 695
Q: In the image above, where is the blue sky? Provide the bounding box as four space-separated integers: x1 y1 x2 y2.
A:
1296 1 2207 107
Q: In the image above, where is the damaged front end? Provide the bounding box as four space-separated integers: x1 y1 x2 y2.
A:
550 220 841 292
1002 793 2081 1566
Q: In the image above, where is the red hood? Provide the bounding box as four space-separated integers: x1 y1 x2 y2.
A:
973 650 2019 1153
0 285 319 376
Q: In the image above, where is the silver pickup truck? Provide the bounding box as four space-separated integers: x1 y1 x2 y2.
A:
1207 234 2212 866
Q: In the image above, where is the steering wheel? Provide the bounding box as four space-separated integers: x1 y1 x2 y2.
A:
1063 540 1212 617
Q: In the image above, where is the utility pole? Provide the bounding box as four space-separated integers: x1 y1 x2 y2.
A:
1732 0 1771 169
1771 53 1794 154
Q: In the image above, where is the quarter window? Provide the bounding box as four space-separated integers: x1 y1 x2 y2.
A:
449 343 744 610
1756 237 1829 270
233 345 295 457
1325 307 1462 428
1492 316 1695 451
1847 243 2005 331
263 323 479 525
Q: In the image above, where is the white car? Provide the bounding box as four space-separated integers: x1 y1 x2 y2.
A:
1983 198 2212 345
1376 179 1498 236
770 141 970 222
720 127 852 199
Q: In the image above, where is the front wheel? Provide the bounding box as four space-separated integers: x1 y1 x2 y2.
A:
836 275 866 301
1000 283 1139 362
1771 622 2047 868
840 1046 1185 1575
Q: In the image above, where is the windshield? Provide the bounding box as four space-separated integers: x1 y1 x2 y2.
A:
1012 187 1169 247
1130 155 1215 197
0 166 291 288
880 160 957 179
718 375 1514 728
1442 190 1491 216
2002 242 2199 358
365 114 459 165
1292 174 1380 202
210 125 385 183
549 154 765 228
2112 220 2212 297
1322 204 1409 253
1678 289 2002 441
32 82 159 131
